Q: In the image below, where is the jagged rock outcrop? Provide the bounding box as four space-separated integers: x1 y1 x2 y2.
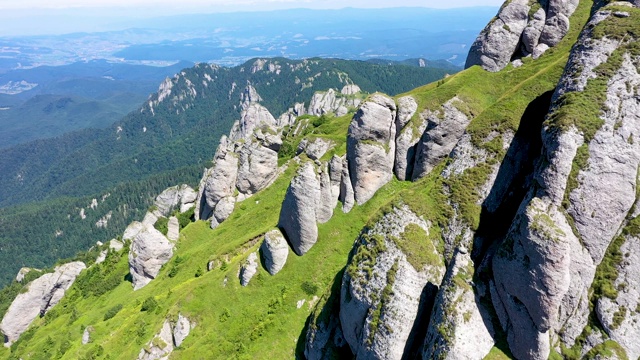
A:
123 221 145 241
236 129 281 196
317 162 335 224
200 136 238 219
393 95 421 181
82 326 94 345
109 239 124 252
339 206 445 360
300 137 333 161
240 252 259 286
491 5 640 358
154 184 197 217
423 248 495 359
308 87 362 116
347 94 397 204
260 229 289 275
15 267 37 282
412 97 471 180
278 162 321 255
466 0 579 72
1 262 86 344
129 224 176 290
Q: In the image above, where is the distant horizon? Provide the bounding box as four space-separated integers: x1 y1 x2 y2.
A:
0 4 501 37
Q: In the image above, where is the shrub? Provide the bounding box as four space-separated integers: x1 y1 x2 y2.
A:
103 304 123 321
140 297 158 312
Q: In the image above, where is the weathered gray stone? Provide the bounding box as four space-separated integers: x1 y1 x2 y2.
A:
123 221 145 241
213 196 236 224
317 162 334 224
278 162 321 256
154 184 196 217
522 8 546 54
339 156 355 213
15 267 37 283
203 137 239 217
1 262 86 344
109 239 124 252
465 0 531 72
347 94 397 204
394 97 424 181
328 155 343 203
260 229 289 275
341 84 361 95
167 216 179 242
423 249 495 360
240 252 259 286
412 97 471 180
173 314 192 347
129 224 175 290
138 320 173 360
340 206 444 360
82 326 93 345
305 138 333 161
236 135 280 195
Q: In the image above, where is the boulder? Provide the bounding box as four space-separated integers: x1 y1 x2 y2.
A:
305 138 333 161
213 196 236 224
82 326 93 345
167 216 179 242
240 252 259 286
260 229 289 275
173 314 192 347
109 239 124 252
15 267 37 283
129 224 175 290
346 94 397 204
316 162 334 224
328 155 343 203
341 84 361 95
522 8 546 54
1 262 86 344
278 162 321 255
203 136 239 216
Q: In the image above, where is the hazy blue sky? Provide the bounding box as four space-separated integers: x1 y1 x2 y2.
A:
0 0 504 11
0 0 503 36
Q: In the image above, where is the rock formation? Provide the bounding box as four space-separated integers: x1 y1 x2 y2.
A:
240 252 259 286
466 0 580 72
1 262 86 344
347 94 397 204
129 224 176 290
278 162 321 255
154 184 197 217
260 229 289 275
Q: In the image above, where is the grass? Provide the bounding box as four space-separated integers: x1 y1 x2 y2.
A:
392 223 444 271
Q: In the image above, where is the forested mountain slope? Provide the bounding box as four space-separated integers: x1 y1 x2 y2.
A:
0 59 452 287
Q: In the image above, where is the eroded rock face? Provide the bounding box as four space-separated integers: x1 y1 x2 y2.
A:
240 252 259 286
129 224 175 290
124 221 145 241
1 262 86 344
154 184 197 217
347 94 397 205
278 162 321 255
412 97 471 180
466 0 579 71
317 162 335 224
423 248 495 360
203 137 239 217
339 156 355 213
394 96 423 181
260 229 289 275
236 131 281 196
340 206 445 360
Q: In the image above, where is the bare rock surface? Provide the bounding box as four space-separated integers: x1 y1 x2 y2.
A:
340 206 444 360
347 94 397 204
260 229 289 275
173 314 192 347
138 320 174 360
236 131 281 195
1 262 86 344
412 97 471 180
339 156 355 213
129 224 175 290
423 249 495 360
154 184 197 217
240 252 259 286
278 162 321 255
167 216 180 242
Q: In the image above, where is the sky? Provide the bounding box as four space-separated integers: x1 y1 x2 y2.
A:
0 0 504 11
0 0 503 36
